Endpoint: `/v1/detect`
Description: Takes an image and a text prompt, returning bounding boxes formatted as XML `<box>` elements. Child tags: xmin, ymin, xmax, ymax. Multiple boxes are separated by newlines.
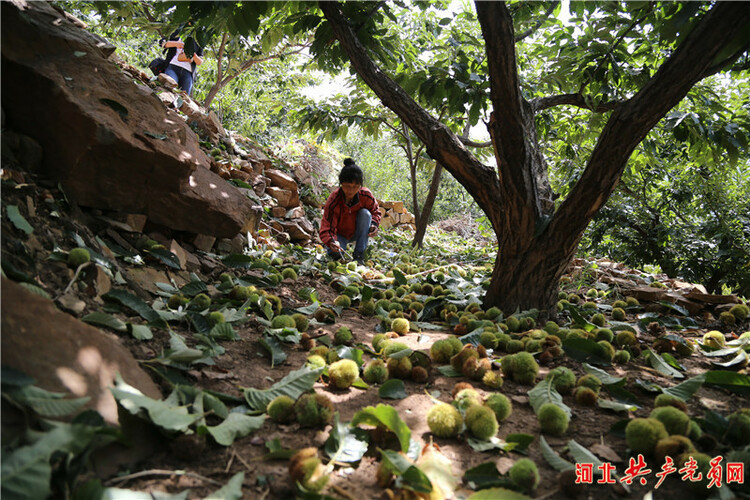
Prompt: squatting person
<box><xmin>319</xmin><ymin>158</ymin><xmax>380</xmax><ymax>265</ymax></box>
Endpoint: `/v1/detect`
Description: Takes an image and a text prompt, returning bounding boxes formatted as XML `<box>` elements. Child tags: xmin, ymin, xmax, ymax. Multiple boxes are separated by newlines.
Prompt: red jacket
<box><xmin>319</xmin><ymin>187</ymin><xmax>380</xmax><ymax>247</ymax></box>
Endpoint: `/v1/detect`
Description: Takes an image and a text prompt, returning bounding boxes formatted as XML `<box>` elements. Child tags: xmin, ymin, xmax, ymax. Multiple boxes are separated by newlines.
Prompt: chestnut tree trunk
<box><xmin>320</xmin><ymin>1</ymin><xmax>750</xmax><ymax>315</ymax></box>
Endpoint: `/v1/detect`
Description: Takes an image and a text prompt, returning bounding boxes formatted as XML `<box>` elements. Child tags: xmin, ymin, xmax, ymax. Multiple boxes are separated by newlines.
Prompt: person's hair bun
<box><xmin>343</xmin><ymin>158</ymin><xmax>356</xmax><ymax>166</ymax></box>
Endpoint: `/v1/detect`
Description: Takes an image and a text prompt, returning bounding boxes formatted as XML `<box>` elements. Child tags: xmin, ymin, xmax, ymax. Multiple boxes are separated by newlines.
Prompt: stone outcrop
<box><xmin>1</xmin><ymin>1</ymin><xmax>255</xmax><ymax>238</ymax></box>
<box><xmin>0</xmin><ymin>278</ymin><xmax>162</xmax><ymax>425</ymax></box>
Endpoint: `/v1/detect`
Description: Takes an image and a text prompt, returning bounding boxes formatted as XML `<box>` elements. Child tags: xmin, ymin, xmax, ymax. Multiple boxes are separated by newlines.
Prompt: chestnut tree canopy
<box><xmin>310</xmin><ymin>1</ymin><xmax>750</xmax><ymax>314</ymax></box>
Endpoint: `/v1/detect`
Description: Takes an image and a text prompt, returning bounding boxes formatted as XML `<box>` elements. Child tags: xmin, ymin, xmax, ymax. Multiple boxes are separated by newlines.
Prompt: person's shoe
<box><xmin>353</xmin><ymin>252</ymin><xmax>365</xmax><ymax>266</ymax></box>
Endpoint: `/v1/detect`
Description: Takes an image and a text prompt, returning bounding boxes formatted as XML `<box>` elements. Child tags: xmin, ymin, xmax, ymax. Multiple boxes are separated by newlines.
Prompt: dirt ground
<box><xmin>2</xmin><ymin>174</ymin><xmax>749</xmax><ymax>500</ymax></box>
<box><xmin>109</xmin><ymin>308</ymin><xmax>747</xmax><ymax>500</ymax></box>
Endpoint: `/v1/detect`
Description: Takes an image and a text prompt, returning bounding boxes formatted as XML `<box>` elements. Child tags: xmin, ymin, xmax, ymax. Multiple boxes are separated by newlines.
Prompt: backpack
<box><xmin>148</xmin><ymin>57</ymin><xmax>169</xmax><ymax>76</ymax></box>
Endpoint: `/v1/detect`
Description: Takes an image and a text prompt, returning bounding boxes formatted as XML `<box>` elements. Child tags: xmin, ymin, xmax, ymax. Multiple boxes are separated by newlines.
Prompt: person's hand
<box><xmin>330</xmin><ymin>241</ymin><xmax>343</xmax><ymax>253</ymax></box>
<box><xmin>368</xmin><ymin>226</ymin><xmax>379</xmax><ymax>238</ymax></box>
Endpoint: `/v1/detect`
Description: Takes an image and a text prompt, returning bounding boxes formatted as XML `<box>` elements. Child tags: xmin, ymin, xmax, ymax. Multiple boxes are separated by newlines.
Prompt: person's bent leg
<box><xmin>164</xmin><ymin>66</ymin><xmax>179</xmax><ymax>85</ymax></box>
<box><xmin>352</xmin><ymin>209</ymin><xmax>372</xmax><ymax>262</ymax></box>
<box><xmin>182</xmin><ymin>69</ymin><xmax>194</xmax><ymax>95</ymax></box>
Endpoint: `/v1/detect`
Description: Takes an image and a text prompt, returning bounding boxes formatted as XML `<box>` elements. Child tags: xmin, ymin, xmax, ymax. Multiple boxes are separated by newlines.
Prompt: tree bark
<box><xmin>320</xmin><ymin>0</ymin><xmax>750</xmax><ymax>315</ymax></box>
<box><xmin>412</xmin><ymin>162</ymin><xmax>443</xmax><ymax>248</ymax></box>
<box><xmin>402</xmin><ymin>122</ymin><xmax>421</xmax><ymax>223</ymax></box>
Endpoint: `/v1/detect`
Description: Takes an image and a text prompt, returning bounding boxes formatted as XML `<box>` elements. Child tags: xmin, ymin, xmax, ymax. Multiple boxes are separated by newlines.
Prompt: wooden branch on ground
<box><xmin>105</xmin><ymin>469</ymin><xmax>223</xmax><ymax>487</ymax></box>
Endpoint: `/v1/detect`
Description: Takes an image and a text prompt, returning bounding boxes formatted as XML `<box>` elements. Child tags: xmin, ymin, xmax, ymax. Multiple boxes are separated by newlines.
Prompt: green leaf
<box><xmin>392</xmin><ymin>268</ymin><xmax>407</xmax><ymax>285</ymax></box>
<box><xmin>467</xmin><ymin>488</ymin><xmax>532</xmax><ymax>499</ymax></box>
<box><xmin>243</xmin><ymin>366</ymin><xmax>323</xmax><ymax>411</ymax></box>
<box><xmin>1</xmin><ymin>366</ymin><xmax>35</xmax><ymax>387</ymax></box>
<box><xmin>657</xmin><ymin>301</ymin><xmax>688</xmax><ymax>316</ymax></box>
<box><xmin>324</xmin><ymin>414</ymin><xmax>369</xmax><ymax>463</ymax></box>
<box><xmin>562</xmin><ymin>337</ymin><xmax>611</xmax><ymax>365</ymax></box>
<box><xmin>539</xmin><ymin>435</ymin><xmax>574</xmax><ymax>472</ymax></box>
<box><xmin>418</xmin><ymin>297</ymin><xmax>445</xmax><ymax>321</ymax></box>
<box><xmin>263</xmin><ymin>438</ymin><xmax>296</xmax><ymax>460</ymax></box>
<box><xmin>82</xmin><ymin>312</ymin><xmax>127</xmax><ymax>332</ymax></box>
<box><xmin>6</xmin><ymin>205</ymin><xmax>33</xmax><ymax>234</ymax></box>
<box><xmin>204</xmin><ymin>472</ymin><xmax>244</xmax><ymax>500</ymax></box>
<box><xmin>379</xmin><ymin>379</ymin><xmax>407</xmax><ymax>399</ymax></box>
<box><xmin>210</xmin><ymin>322</ymin><xmax>240</xmax><ymax>341</ymax></box>
<box><xmin>298</xmin><ymin>287</ymin><xmax>320</xmax><ymax>303</ymax></box>
<box><xmin>567</xmin><ymin>439</ymin><xmax>605</xmax><ymax>471</ymax></box>
<box><xmin>466</xmin><ymin>436</ymin><xmax>518</xmax><ymax>452</ymax></box>
<box><xmin>111</xmin><ymin>379</ymin><xmax>200</xmax><ymax>432</ymax></box>
<box><xmin>128</xmin><ymin>323</ymin><xmax>153</xmax><ymax>340</ymax></box>
<box><xmin>563</xmin><ymin>303</ymin><xmax>597</xmax><ymax>331</ymax></box>
<box><xmin>335</xmin><ymin>346</ymin><xmax>364</xmax><ymax>366</ymax></box>
<box><xmin>662</xmin><ymin>374</ymin><xmax>705</xmax><ymax>400</ymax></box>
<box><xmin>99</xmin><ymin>98</ymin><xmax>128</xmax><ymax>119</ymax></box>
<box><xmin>352</xmin><ymin>378</ymin><xmax>369</xmax><ymax>390</ymax></box>
<box><xmin>202</xmin><ymin>413</ymin><xmax>265</xmax><ymax>446</ymax></box>
<box><xmin>712</xmin><ymin>350</ymin><xmax>750</xmax><ymax>369</ymax></box>
<box><xmin>155</xmin><ymin>282</ymin><xmax>180</xmax><ymax>294</ymax></box>
<box><xmin>146</xmin><ymin>247</ymin><xmax>182</xmax><ymax>269</ymax></box>
<box><xmin>644</xmin><ymin>348</ymin><xmax>684</xmax><ymax>378</ymax></box>
<box><xmin>505</xmin><ymin>433</ymin><xmax>535</xmax><ymax>454</ymax></box>
<box><xmin>180</xmin><ymin>280</ymin><xmax>208</xmax><ymax>297</ymax></box>
<box><xmin>259</xmin><ymin>333</ymin><xmax>287</xmax><ymax>367</ymax></box>
<box><xmin>608</xmin><ymin>321</ymin><xmax>637</xmax><ymax>333</ymax></box>
<box><xmin>412</xmin><ymin>321</ymin><xmax>443</xmax><ymax>330</ymax></box>
<box><xmin>459</xmin><ymin>327</ymin><xmax>485</xmax><ymax>347</ymax></box>
<box><xmin>463</xmin><ymin>462</ymin><xmax>513</xmax><ymax>490</ymax></box>
<box><xmin>188</xmin><ymin>391</ymin><xmax>225</xmax><ymax>422</ymax></box>
<box><xmin>352</xmin><ymin>404</ymin><xmax>411</xmax><ymax>453</ymax></box>
<box><xmin>436</xmin><ymin>365</ymin><xmax>462</xmax><ymax>377</ymax></box>
<box><xmin>661</xmin><ymin>352</ymin><xmax>685</xmax><ymax>371</ymax></box>
<box><xmin>5</xmin><ymin>385</ymin><xmax>90</xmax><ymax>417</ymax></box>
<box><xmin>294</xmin><ymin>303</ymin><xmax>320</xmax><ymax>315</ymax></box>
<box><xmin>380</xmin><ymin>449</ymin><xmax>432</xmax><ymax>494</ymax></box>
<box><xmin>703</xmin><ymin>371</ymin><xmax>750</xmax><ymax>394</ymax></box>
<box><xmin>528</xmin><ymin>378</ymin><xmax>572</xmax><ymax>417</ymax></box>
<box><xmin>16</xmin><ymin>282</ymin><xmax>47</xmax><ymax>299</ymax></box>
<box><xmin>2</xmin><ymin>260</ymin><xmax>39</xmax><ymax>285</ymax></box>
<box><xmin>143</xmin><ymin>131</ymin><xmax>167</xmax><ymax>140</ymax></box>
<box><xmin>103</xmin><ymin>289</ymin><xmax>164</xmax><ymax>326</ymax></box>
<box><xmin>597</xmin><ymin>398</ymin><xmax>638</xmax><ymax>412</ymax></box>
<box><xmin>634</xmin><ymin>378</ymin><xmax>664</xmax><ymax>393</ymax></box>
<box><xmin>1</xmin><ymin>423</ymin><xmax>97</xmax><ymax>500</ymax></box>
<box><xmin>166</xmin><ymin>348</ymin><xmax>206</xmax><ymax>364</ymax></box>
<box><xmin>582</xmin><ymin>363</ymin><xmax>624</xmax><ymax>385</ymax></box>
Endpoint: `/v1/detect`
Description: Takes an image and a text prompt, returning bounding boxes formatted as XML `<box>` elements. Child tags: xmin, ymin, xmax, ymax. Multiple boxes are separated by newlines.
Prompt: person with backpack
<box><xmin>160</xmin><ymin>30</ymin><xmax>203</xmax><ymax>96</ymax></box>
<box><xmin>319</xmin><ymin>158</ymin><xmax>381</xmax><ymax>265</ymax></box>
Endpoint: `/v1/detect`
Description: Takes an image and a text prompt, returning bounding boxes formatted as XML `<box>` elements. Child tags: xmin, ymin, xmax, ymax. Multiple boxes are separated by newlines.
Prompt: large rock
<box><xmin>0</xmin><ymin>278</ymin><xmax>162</xmax><ymax>425</ymax></box>
<box><xmin>267</xmin><ymin>186</ymin><xmax>300</xmax><ymax>208</ymax></box>
<box><xmin>265</xmin><ymin>168</ymin><xmax>299</xmax><ymax>192</ymax></box>
<box><xmin>1</xmin><ymin>1</ymin><xmax>254</xmax><ymax>238</ymax></box>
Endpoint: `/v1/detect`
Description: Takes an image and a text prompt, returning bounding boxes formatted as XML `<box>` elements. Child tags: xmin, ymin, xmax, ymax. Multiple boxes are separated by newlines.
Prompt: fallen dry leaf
<box><xmin>590</xmin><ymin>443</ymin><xmax>622</xmax><ymax>463</ymax></box>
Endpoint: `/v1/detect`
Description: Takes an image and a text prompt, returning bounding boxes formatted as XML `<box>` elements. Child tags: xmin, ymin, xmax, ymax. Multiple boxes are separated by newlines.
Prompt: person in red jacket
<box><xmin>320</xmin><ymin>158</ymin><xmax>380</xmax><ymax>265</ymax></box>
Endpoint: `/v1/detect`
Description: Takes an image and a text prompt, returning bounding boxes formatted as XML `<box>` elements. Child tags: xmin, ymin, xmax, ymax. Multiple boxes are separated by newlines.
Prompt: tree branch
<box><xmin>514</xmin><ymin>2</ymin><xmax>559</xmax><ymax>42</ymax></box>
<box><xmin>530</xmin><ymin>93</ymin><xmax>622</xmax><ymax>113</ymax></box>
<box><xmin>550</xmin><ymin>2</ymin><xmax>750</xmax><ymax>253</ymax></box>
<box><xmin>353</xmin><ymin>1</ymin><xmax>387</xmax><ymax>33</ymax></box>
<box><xmin>459</xmin><ymin>137</ymin><xmax>492</xmax><ymax>148</ymax></box>
<box><xmin>702</xmin><ymin>44</ymin><xmax>750</xmax><ymax>78</ymax></box>
<box><xmin>476</xmin><ymin>1</ymin><xmax>554</xmax><ymax>236</ymax></box>
<box><xmin>577</xmin><ymin>8</ymin><xmax>652</xmax><ymax>95</ymax></box>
